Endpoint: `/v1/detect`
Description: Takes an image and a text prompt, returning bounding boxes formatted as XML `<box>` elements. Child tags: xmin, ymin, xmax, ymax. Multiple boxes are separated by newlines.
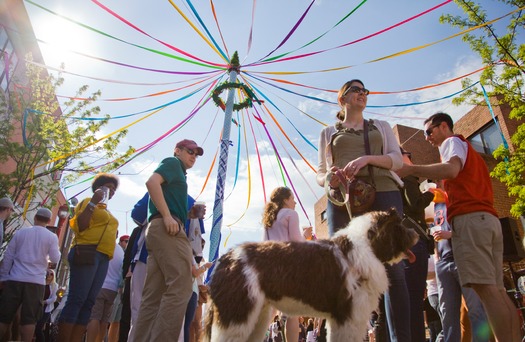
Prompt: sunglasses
<box><xmin>181</xmin><ymin>147</ymin><xmax>197</xmax><ymax>156</ymax></box>
<box><xmin>424</xmin><ymin>123</ymin><xmax>440</xmax><ymax>137</ymax></box>
<box><xmin>122</xmin><ymin>240</ymin><xmax>129</xmax><ymax>243</ymax></box>
<box><xmin>344</xmin><ymin>85</ymin><xmax>370</xmax><ymax>96</ymax></box>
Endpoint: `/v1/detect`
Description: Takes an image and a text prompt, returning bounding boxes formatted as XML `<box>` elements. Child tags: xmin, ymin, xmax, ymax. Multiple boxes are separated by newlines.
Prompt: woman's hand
<box><xmin>343</xmin><ymin>156</ymin><xmax>368</xmax><ymax>179</ymax></box>
<box><xmin>328</xmin><ymin>166</ymin><xmax>342</xmax><ymax>188</ymax></box>
<box><xmin>91</xmin><ymin>186</ymin><xmax>107</xmax><ymax>205</ymax></box>
<box><xmin>433</xmin><ymin>230</ymin><xmax>452</xmax><ymax>241</ymax></box>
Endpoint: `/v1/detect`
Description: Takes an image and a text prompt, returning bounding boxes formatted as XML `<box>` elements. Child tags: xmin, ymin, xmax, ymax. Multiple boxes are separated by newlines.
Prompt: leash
<box><xmin>325</xmin><ymin>169</ymin><xmax>353</xmax><ymax>219</ymax></box>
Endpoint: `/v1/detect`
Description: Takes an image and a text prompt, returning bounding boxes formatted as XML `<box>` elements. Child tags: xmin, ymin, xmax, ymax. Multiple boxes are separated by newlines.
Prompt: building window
<box><xmin>321</xmin><ymin>210</ymin><xmax>327</xmax><ymax>222</ymax></box>
<box><xmin>0</xmin><ymin>26</ymin><xmax>19</xmax><ymax>93</ymax></box>
<box><xmin>468</xmin><ymin>121</ymin><xmax>503</xmax><ymax>155</ymax></box>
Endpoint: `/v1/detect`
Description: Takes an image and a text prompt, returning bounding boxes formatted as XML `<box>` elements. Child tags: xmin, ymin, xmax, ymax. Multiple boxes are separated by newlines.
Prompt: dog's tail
<box><xmin>202</xmin><ymin>301</ymin><xmax>215</xmax><ymax>342</ymax></box>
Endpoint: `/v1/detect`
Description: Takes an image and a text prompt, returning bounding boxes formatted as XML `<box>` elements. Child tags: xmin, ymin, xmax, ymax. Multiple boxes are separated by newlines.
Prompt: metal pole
<box><xmin>208</xmin><ymin>69</ymin><xmax>238</xmax><ymax>265</ymax></box>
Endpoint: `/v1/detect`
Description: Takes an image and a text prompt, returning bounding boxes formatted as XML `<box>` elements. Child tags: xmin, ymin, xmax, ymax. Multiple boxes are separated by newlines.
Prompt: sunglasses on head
<box><xmin>344</xmin><ymin>85</ymin><xmax>370</xmax><ymax>96</ymax></box>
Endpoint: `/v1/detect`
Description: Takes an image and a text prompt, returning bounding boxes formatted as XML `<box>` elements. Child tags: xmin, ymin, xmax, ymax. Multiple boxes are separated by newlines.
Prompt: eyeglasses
<box><xmin>344</xmin><ymin>86</ymin><xmax>370</xmax><ymax>96</ymax></box>
<box><xmin>182</xmin><ymin>147</ymin><xmax>197</xmax><ymax>156</ymax></box>
<box><xmin>424</xmin><ymin>123</ymin><xmax>440</xmax><ymax>137</ymax></box>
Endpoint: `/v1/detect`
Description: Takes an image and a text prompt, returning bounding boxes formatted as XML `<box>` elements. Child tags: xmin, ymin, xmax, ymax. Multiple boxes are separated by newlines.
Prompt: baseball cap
<box><xmin>0</xmin><ymin>197</ymin><xmax>14</xmax><ymax>209</ymax></box>
<box><xmin>176</xmin><ymin>139</ymin><xmax>204</xmax><ymax>156</ymax></box>
<box><xmin>119</xmin><ymin>235</ymin><xmax>130</xmax><ymax>242</ymax></box>
<box><xmin>35</xmin><ymin>208</ymin><xmax>52</xmax><ymax>220</ymax></box>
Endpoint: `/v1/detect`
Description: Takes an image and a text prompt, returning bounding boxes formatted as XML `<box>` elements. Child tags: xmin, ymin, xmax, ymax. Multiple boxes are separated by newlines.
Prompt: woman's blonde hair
<box><xmin>336</xmin><ymin>79</ymin><xmax>365</xmax><ymax>121</ymax></box>
<box><xmin>46</xmin><ymin>269</ymin><xmax>57</xmax><ymax>286</ymax></box>
<box><xmin>262</xmin><ymin>187</ymin><xmax>292</xmax><ymax>229</ymax></box>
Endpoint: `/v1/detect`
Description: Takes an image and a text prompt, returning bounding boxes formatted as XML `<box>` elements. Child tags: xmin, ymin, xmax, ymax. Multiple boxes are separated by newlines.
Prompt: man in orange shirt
<box><xmin>399</xmin><ymin>112</ymin><xmax>520</xmax><ymax>341</ymax></box>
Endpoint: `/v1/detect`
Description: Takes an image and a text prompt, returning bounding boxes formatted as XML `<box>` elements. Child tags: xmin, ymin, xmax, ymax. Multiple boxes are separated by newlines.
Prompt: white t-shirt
<box><xmin>439</xmin><ymin>136</ymin><xmax>468</xmax><ymax>169</ymax></box>
<box><xmin>102</xmin><ymin>243</ymin><xmax>124</xmax><ymax>292</ymax></box>
<box><xmin>426</xmin><ymin>255</ymin><xmax>439</xmax><ymax>296</ymax></box>
<box><xmin>0</xmin><ymin>225</ymin><xmax>60</xmax><ymax>285</ymax></box>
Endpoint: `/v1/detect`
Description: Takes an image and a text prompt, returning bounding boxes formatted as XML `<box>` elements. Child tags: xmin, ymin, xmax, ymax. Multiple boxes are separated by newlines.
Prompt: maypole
<box><xmin>208</xmin><ymin>52</ymin><xmax>240</xmax><ymax>266</ymax></box>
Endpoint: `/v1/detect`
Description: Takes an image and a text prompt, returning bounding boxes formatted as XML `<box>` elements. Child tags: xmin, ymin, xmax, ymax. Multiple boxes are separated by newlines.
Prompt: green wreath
<box><xmin>212</xmin><ymin>82</ymin><xmax>259</xmax><ymax>111</ymax></box>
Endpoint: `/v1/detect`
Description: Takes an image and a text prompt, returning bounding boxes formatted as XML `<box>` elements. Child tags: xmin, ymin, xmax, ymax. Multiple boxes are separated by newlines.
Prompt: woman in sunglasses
<box><xmin>316</xmin><ymin>79</ymin><xmax>408</xmax><ymax>341</ymax></box>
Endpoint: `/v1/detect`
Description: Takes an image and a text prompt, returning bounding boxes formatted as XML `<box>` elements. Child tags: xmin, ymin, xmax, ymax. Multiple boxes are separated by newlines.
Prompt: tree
<box><xmin>0</xmin><ymin>55</ymin><xmax>135</xmax><ymax>238</ymax></box>
<box><xmin>441</xmin><ymin>0</ymin><xmax>525</xmax><ymax>217</ymax></box>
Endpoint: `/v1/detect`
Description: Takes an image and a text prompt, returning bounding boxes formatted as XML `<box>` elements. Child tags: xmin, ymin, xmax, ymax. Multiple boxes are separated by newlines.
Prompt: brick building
<box><xmin>0</xmin><ymin>0</ymin><xmax>71</xmax><ymax>284</ymax></box>
<box><xmin>314</xmin><ymin>98</ymin><xmax>524</xmax><ymax>252</ymax></box>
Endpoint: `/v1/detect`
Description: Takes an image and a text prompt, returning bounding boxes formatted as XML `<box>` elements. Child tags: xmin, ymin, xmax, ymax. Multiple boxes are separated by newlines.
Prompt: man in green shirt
<box><xmin>134</xmin><ymin>139</ymin><xmax>203</xmax><ymax>341</ymax></box>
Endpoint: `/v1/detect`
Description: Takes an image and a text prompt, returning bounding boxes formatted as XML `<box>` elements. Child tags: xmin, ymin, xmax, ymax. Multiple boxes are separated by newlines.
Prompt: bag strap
<box><xmin>325</xmin><ymin>170</ymin><xmax>353</xmax><ymax>219</ymax></box>
<box><xmin>75</xmin><ymin>205</ymin><xmax>110</xmax><ymax>247</ymax></box>
<box><xmin>325</xmin><ymin>119</ymin><xmax>375</xmax><ymax>220</ymax></box>
<box><xmin>363</xmin><ymin>120</ymin><xmax>375</xmax><ymax>187</ymax></box>
<box><xmin>402</xmin><ymin>215</ymin><xmax>430</xmax><ymax>240</ymax></box>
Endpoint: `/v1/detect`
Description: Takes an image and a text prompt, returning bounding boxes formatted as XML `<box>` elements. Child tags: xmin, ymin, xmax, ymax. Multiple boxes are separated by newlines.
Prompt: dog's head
<box><xmin>366</xmin><ymin>208</ymin><xmax>419</xmax><ymax>264</ymax></box>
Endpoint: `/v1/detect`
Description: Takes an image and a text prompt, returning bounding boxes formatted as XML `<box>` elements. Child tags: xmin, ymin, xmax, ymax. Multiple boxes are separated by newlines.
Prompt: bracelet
<box><xmin>87</xmin><ymin>202</ymin><xmax>96</xmax><ymax>211</ymax></box>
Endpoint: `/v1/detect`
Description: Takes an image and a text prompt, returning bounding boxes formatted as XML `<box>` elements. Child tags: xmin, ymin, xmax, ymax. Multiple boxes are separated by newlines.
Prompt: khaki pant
<box><xmin>133</xmin><ymin>218</ymin><xmax>193</xmax><ymax>341</ymax></box>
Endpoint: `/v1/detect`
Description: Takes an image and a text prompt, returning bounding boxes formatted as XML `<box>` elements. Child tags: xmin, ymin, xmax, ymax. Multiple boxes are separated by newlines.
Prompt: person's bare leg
<box><xmin>19</xmin><ymin>324</ymin><xmax>36</xmax><ymax>342</ymax></box>
<box><xmin>460</xmin><ymin>296</ymin><xmax>471</xmax><ymax>342</ymax></box>
<box><xmin>107</xmin><ymin>321</ymin><xmax>119</xmax><ymax>342</ymax></box>
<box><xmin>86</xmin><ymin>320</ymin><xmax>100</xmax><ymax>342</ymax></box>
<box><xmin>57</xmin><ymin>322</ymin><xmax>74</xmax><ymax>342</ymax></box>
<box><xmin>97</xmin><ymin>322</ymin><xmax>109</xmax><ymax>342</ymax></box>
<box><xmin>70</xmin><ymin>324</ymin><xmax>88</xmax><ymax>342</ymax></box>
<box><xmin>471</xmin><ymin>284</ymin><xmax>521</xmax><ymax>342</ymax></box>
<box><xmin>286</xmin><ymin>316</ymin><xmax>299</xmax><ymax>342</ymax></box>
<box><xmin>189</xmin><ymin>304</ymin><xmax>202</xmax><ymax>342</ymax></box>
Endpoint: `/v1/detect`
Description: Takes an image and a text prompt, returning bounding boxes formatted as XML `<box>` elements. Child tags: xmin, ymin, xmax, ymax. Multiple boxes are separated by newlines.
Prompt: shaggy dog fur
<box><xmin>203</xmin><ymin>209</ymin><xmax>418</xmax><ymax>342</ymax></box>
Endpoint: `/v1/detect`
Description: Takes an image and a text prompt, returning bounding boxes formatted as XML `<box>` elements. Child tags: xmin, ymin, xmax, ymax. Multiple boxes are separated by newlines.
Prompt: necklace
<box><xmin>337</xmin><ymin>120</ymin><xmax>362</xmax><ymax>130</ymax></box>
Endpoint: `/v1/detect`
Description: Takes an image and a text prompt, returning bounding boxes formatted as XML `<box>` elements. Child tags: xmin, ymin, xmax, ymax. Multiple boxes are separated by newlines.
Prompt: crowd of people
<box><xmin>314</xmin><ymin>79</ymin><xmax>519</xmax><ymax>341</ymax></box>
<box><xmin>0</xmin><ymin>78</ymin><xmax>521</xmax><ymax>342</ymax></box>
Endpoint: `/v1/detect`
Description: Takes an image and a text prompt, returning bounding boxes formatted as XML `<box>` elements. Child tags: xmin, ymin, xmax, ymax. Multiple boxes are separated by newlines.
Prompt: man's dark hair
<box><xmin>35</xmin><ymin>215</ymin><xmax>51</xmax><ymax>223</ymax></box>
<box><xmin>91</xmin><ymin>173</ymin><xmax>119</xmax><ymax>192</ymax></box>
<box><xmin>424</xmin><ymin>112</ymin><xmax>454</xmax><ymax>132</ymax></box>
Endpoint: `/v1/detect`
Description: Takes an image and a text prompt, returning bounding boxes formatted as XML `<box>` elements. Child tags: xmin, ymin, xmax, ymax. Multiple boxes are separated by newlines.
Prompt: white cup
<box><xmin>424</xmin><ymin>182</ymin><xmax>437</xmax><ymax>192</ymax></box>
<box><xmin>97</xmin><ymin>186</ymin><xmax>109</xmax><ymax>208</ymax></box>
<box><xmin>193</xmin><ymin>201</ymin><xmax>206</xmax><ymax>219</ymax></box>
<box><xmin>430</xmin><ymin>225</ymin><xmax>442</xmax><ymax>241</ymax></box>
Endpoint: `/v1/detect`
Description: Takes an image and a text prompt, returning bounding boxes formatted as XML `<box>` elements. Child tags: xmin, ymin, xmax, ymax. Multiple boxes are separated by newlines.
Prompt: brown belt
<box><xmin>149</xmin><ymin>213</ymin><xmax>183</xmax><ymax>227</ymax></box>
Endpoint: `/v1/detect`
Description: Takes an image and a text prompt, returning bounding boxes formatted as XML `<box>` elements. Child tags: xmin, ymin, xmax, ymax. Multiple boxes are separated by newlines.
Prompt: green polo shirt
<box><xmin>148</xmin><ymin>156</ymin><xmax>188</xmax><ymax>223</ymax></box>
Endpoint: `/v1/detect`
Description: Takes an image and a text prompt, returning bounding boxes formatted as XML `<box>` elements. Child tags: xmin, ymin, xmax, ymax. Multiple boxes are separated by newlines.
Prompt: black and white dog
<box><xmin>204</xmin><ymin>209</ymin><xmax>418</xmax><ymax>342</ymax></box>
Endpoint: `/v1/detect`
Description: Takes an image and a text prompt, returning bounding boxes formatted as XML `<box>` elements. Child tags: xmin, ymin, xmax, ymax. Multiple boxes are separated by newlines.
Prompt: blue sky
<box><xmin>23</xmin><ymin>0</ymin><xmax>509</xmax><ymax>256</ymax></box>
